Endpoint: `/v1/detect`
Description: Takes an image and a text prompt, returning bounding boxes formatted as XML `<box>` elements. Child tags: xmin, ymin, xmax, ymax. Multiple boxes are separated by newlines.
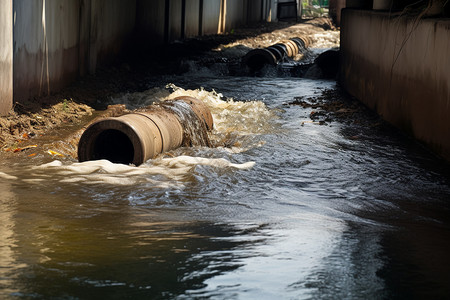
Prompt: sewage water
<box><xmin>1</xmin><ymin>72</ymin><xmax>450</xmax><ymax>299</ymax></box>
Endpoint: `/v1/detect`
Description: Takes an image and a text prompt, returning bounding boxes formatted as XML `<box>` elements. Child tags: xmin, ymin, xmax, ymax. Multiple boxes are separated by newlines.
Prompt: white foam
<box><xmin>25</xmin><ymin>155</ymin><xmax>254</xmax><ymax>187</ymax></box>
<box><xmin>0</xmin><ymin>172</ymin><xmax>18</xmax><ymax>180</ymax></box>
<box><xmin>157</xmin><ymin>156</ymin><xmax>255</xmax><ymax>170</ymax></box>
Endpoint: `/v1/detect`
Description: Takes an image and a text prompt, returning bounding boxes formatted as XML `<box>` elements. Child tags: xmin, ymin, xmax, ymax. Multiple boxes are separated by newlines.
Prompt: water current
<box><xmin>1</xmin><ymin>52</ymin><xmax>450</xmax><ymax>299</ymax></box>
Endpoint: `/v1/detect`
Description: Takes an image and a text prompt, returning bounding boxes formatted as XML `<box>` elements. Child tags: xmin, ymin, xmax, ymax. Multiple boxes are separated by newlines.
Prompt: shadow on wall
<box><xmin>12</xmin><ymin>0</ymin><xmax>136</xmax><ymax>104</ymax></box>
<box><xmin>9</xmin><ymin>0</ymin><xmax>307</xmax><ymax>111</ymax></box>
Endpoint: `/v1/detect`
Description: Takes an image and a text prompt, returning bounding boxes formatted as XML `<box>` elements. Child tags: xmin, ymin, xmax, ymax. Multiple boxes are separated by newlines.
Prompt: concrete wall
<box><xmin>13</xmin><ymin>0</ymin><xmax>80</xmax><ymax>102</ymax></box>
<box><xmin>248</xmin><ymin>0</ymin><xmax>263</xmax><ymax>23</ymax></box>
<box><xmin>136</xmin><ymin>0</ymin><xmax>269</xmax><ymax>42</ymax></box>
<box><xmin>224</xmin><ymin>0</ymin><xmax>248</xmax><ymax>31</ymax></box>
<box><xmin>0</xmin><ymin>0</ymin><xmax>13</xmax><ymax>115</ymax></box>
<box><xmin>13</xmin><ymin>0</ymin><xmax>136</xmax><ymax>102</ymax></box>
<box><xmin>135</xmin><ymin>0</ymin><xmax>166</xmax><ymax>44</ymax></box>
<box><xmin>1</xmin><ymin>0</ymin><xmax>269</xmax><ymax>115</ymax></box>
<box><xmin>89</xmin><ymin>0</ymin><xmax>136</xmax><ymax>70</ymax></box>
<box><xmin>135</xmin><ymin>0</ymin><xmax>221</xmax><ymax>43</ymax></box>
<box><xmin>340</xmin><ymin>9</ymin><xmax>450</xmax><ymax>161</ymax></box>
<box><xmin>185</xmin><ymin>0</ymin><xmax>200</xmax><ymax>38</ymax></box>
<box><xmin>202</xmin><ymin>0</ymin><xmax>222</xmax><ymax>35</ymax></box>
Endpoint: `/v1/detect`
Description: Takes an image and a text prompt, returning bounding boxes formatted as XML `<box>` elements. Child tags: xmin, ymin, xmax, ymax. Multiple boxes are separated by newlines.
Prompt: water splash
<box><xmin>163</xmin><ymin>84</ymin><xmax>277</xmax><ymax>149</ymax></box>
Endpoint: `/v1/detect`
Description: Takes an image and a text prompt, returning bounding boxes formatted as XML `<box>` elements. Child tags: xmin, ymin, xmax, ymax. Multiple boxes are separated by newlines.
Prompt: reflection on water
<box><xmin>1</xmin><ymin>78</ymin><xmax>450</xmax><ymax>299</ymax></box>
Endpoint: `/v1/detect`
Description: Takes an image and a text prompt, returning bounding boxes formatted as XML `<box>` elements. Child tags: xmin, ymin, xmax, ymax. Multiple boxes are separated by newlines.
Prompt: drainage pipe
<box><xmin>77</xmin><ymin>96</ymin><xmax>213</xmax><ymax>166</ymax></box>
<box><xmin>242</xmin><ymin>37</ymin><xmax>310</xmax><ymax>70</ymax></box>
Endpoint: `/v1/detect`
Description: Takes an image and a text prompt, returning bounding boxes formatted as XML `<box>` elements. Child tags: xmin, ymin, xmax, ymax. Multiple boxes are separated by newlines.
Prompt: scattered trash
<box><xmin>287</xmin><ymin>88</ymin><xmax>384</xmax><ymax>129</ymax></box>
<box><xmin>14</xmin><ymin>145</ymin><xmax>38</xmax><ymax>153</ymax></box>
<box><xmin>47</xmin><ymin>150</ymin><xmax>64</xmax><ymax>157</ymax></box>
<box><xmin>4</xmin><ymin>144</ymin><xmax>37</xmax><ymax>153</ymax></box>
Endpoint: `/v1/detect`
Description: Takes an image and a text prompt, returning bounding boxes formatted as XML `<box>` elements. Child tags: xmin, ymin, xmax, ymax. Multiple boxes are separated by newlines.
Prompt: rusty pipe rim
<box><xmin>266</xmin><ymin>46</ymin><xmax>284</xmax><ymax>61</ymax></box>
<box><xmin>287</xmin><ymin>40</ymin><xmax>299</xmax><ymax>55</ymax></box>
<box><xmin>298</xmin><ymin>36</ymin><xmax>311</xmax><ymax>48</ymax></box>
<box><xmin>281</xmin><ymin>40</ymin><xmax>298</xmax><ymax>57</ymax></box>
<box><xmin>172</xmin><ymin>96</ymin><xmax>214</xmax><ymax>130</ymax></box>
<box><xmin>290</xmin><ymin>37</ymin><xmax>306</xmax><ymax>50</ymax></box>
<box><xmin>271</xmin><ymin>44</ymin><xmax>288</xmax><ymax>58</ymax></box>
<box><xmin>284</xmin><ymin>41</ymin><xmax>295</xmax><ymax>57</ymax></box>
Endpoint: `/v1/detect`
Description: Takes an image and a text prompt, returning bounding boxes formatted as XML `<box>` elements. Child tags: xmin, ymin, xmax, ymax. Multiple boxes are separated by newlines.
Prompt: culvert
<box><xmin>242</xmin><ymin>37</ymin><xmax>311</xmax><ymax>71</ymax></box>
<box><xmin>77</xmin><ymin>96</ymin><xmax>213</xmax><ymax>166</ymax></box>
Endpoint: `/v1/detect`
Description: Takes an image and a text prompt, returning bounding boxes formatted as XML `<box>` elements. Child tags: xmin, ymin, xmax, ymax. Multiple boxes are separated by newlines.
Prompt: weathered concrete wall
<box><xmin>185</xmin><ymin>0</ymin><xmax>200</xmax><ymax>38</ymax></box>
<box><xmin>0</xmin><ymin>0</ymin><xmax>13</xmax><ymax>115</ymax></box>
<box><xmin>135</xmin><ymin>0</ymin><xmax>166</xmax><ymax>44</ymax></box>
<box><xmin>202</xmin><ymin>0</ymin><xmax>222</xmax><ymax>35</ymax></box>
<box><xmin>13</xmin><ymin>0</ymin><xmax>136</xmax><ymax>102</ymax></box>
<box><xmin>13</xmin><ymin>0</ymin><xmax>80</xmax><ymax>102</ymax></box>
<box><xmin>224</xmin><ymin>0</ymin><xmax>247</xmax><ymax>31</ymax></box>
<box><xmin>168</xmin><ymin>0</ymin><xmax>182</xmax><ymax>41</ymax></box>
<box><xmin>136</xmin><ymin>0</ymin><xmax>267</xmax><ymax>42</ymax></box>
<box><xmin>247</xmin><ymin>0</ymin><xmax>263</xmax><ymax>23</ymax></box>
<box><xmin>89</xmin><ymin>0</ymin><xmax>136</xmax><ymax>70</ymax></box>
<box><xmin>8</xmin><ymin>0</ymin><xmax>268</xmax><ymax>107</ymax></box>
<box><xmin>136</xmin><ymin>0</ymin><xmax>219</xmax><ymax>43</ymax></box>
<box><xmin>340</xmin><ymin>9</ymin><xmax>450</xmax><ymax>161</ymax></box>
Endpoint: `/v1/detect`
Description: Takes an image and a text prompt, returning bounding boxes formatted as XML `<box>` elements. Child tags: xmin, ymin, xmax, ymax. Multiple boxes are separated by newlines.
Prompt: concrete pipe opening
<box><xmin>242</xmin><ymin>48</ymin><xmax>277</xmax><ymax>71</ymax></box>
<box><xmin>93</xmin><ymin>129</ymin><xmax>135</xmax><ymax>165</ymax></box>
<box><xmin>78</xmin><ymin>115</ymin><xmax>162</xmax><ymax>166</ymax></box>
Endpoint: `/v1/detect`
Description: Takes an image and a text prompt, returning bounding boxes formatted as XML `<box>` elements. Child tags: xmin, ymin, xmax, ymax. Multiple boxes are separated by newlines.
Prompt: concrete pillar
<box><xmin>185</xmin><ymin>0</ymin><xmax>200</xmax><ymax>38</ymax></box>
<box><xmin>78</xmin><ymin>0</ymin><xmax>91</xmax><ymax>76</ymax></box>
<box><xmin>202</xmin><ymin>0</ymin><xmax>221</xmax><ymax>35</ymax></box>
<box><xmin>88</xmin><ymin>0</ymin><xmax>136</xmax><ymax>72</ymax></box>
<box><xmin>0</xmin><ymin>0</ymin><xmax>13</xmax><ymax>115</ymax></box>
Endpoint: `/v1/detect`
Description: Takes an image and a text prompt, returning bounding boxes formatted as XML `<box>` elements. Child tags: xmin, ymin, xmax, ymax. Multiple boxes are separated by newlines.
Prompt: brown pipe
<box><xmin>171</xmin><ymin>96</ymin><xmax>213</xmax><ymax>130</ymax></box>
<box><xmin>242</xmin><ymin>37</ymin><xmax>309</xmax><ymax>71</ymax></box>
<box><xmin>77</xmin><ymin>97</ymin><xmax>213</xmax><ymax>166</ymax></box>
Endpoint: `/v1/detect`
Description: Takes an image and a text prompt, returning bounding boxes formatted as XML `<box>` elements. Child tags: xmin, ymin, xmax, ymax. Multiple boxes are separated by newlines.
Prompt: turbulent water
<box><xmin>1</xmin><ymin>63</ymin><xmax>450</xmax><ymax>298</ymax></box>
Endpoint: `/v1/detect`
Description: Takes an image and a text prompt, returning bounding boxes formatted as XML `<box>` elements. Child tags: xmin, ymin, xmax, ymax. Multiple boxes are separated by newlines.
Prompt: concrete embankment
<box><xmin>340</xmin><ymin>9</ymin><xmax>450</xmax><ymax>161</ymax></box>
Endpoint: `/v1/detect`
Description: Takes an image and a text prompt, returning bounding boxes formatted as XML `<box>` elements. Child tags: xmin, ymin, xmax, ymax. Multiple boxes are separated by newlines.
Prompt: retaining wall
<box><xmin>340</xmin><ymin>9</ymin><xmax>450</xmax><ymax>161</ymax></box>
<box><xmin>1</xmin><ymin>0</ymin><xmax>272</xmax><ymax>115</ymax></box>
<box><xmin>13</xmin><ymin>0</ymin><xmax>81</xmax><ymax>102</ymax></box>
<box><xmin>13</xmin><ymin>0</ymin><xmax>136</xmax><ymax>102</ymax></box>
<box><xmin>135</xmin><ymin>0</ymin><xmax>254</xmax><ymax>43</ymax></box>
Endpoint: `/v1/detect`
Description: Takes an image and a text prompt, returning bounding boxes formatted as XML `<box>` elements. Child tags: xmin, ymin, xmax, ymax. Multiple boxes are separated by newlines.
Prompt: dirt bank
<box><xmin>0</xmin><ymin>18</ymin><xmax>339</xmax><ymax>159</ymax></box>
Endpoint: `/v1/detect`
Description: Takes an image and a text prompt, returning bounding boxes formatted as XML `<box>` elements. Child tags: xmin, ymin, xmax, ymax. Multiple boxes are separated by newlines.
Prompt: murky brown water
<box><xmin>1</xmin><ymin>70</ymin><xmax>450</xmax><ymax>299</ymax></box>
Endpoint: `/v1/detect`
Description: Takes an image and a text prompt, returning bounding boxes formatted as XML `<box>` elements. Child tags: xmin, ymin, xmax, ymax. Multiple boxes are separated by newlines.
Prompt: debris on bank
<box><xmin>0</xmin><ymin>100</ymin><xmax>94</xmax><ymax>151</ymax></box>
<box><xmin>285</xmin><ymin>88</ymin><xmax>383</xmax><ymax>128</ymax></box>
